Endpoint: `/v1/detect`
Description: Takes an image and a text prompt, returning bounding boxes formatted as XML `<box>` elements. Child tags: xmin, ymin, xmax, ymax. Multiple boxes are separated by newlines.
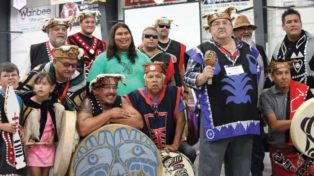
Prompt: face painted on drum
<box><xmin>301</xmin><ymin>117</ymin><xmax>314</xmax><ymax>157</ymax></box>
<box><xmin>73</xmin><ymin>126</ymin><xmax>161</xmax><ymax>176</ymax></box>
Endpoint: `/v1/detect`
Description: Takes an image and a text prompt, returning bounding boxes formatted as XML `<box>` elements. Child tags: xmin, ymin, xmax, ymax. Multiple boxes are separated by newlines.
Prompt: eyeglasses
<box><xmin>144</xmin><ymin>34</ymin><xmax>158</xmax><ymax>39</ymax></box>
<box><xmin>158</xmin><ymin>25</ymin><xmax>170</xmax><ymax>29</ymax></box>
<box><xmin>57</xmin><ymin>59</ymin><xmax>77</xmax><ymax>69</ymax></box>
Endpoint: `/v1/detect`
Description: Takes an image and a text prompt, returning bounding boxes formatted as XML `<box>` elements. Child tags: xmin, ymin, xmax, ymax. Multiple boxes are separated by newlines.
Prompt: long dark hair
<box><xmin>107</xmin><ymin>23</ymin><xmax>137</xmax><ymax>64</ymax></box>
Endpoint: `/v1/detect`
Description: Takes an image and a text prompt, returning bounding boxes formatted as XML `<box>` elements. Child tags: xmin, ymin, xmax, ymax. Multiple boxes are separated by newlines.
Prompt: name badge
<box><xmin>224</xmin><ymin>65</ymin><xmax>244</xmax><ymax>76</ymax></box>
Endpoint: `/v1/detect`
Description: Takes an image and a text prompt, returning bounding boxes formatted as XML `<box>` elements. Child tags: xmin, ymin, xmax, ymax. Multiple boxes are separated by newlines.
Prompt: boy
<box><xmin>0</xmin><ymin>62</ymin><xmax>26</xmax><ymax>175</ymax></box>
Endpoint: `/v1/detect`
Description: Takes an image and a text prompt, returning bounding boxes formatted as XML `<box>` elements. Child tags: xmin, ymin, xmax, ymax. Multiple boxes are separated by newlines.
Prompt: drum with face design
<box><xmin>160</xmin><ymin>151</ymin><xmax>195</xmax><ymax>176</ymax></box>
<box><xmin>69</xmin><ymin>124</ymin><xmax>163</xmax><ymax>176</ymax></box>
<box><xmin>291</xmin><ymin>98</ymin><xmax>314</xmax><ymax>158</ymax></box>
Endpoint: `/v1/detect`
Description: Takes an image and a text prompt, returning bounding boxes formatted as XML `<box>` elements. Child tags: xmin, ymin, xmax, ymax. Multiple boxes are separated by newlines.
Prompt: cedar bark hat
<box><xmin>233</xmin><ymin>15</ymin><xmax>257</xmax><ymax>30</ymax></box>
<box><xmin>202</xmin><ymin>6</ymin><xmax>235</xmax><ymax>26</ymax></box>
<box><xmin>89</xmin><ymin>74</ymin><xmax>125</xmax><ymax>91</ymax></box>
<box><xmin>42</xmin><ymin>17</ymin><xmax>73</xmax><ymax>32</ymax></box>
<box><xmin>52</xmin><ymin>45</ymin><xmax>84</xmax><ymax>60</ymax></box>
<box><xmin>144</xmin><ymin>62</ymin><xmax>166</xmax><ymax>74</ymax></box>
<box><xmin>269</xmin><ymin>60</ymin><xmax>295</xmax><ymax>73</ymax></box>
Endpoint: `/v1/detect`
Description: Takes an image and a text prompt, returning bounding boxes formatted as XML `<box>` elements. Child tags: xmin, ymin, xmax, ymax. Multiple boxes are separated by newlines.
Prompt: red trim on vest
<box><xmin>178</xmin><ymin>44</ymin><xmax>186</xmax><ymax>72</ymax></box>
<box><xmin>3</xmin><ymin>132</ymin><xmax>15</xmax><ymax>166</ymax></box>
<box><xmin>165</xmin><ymin>59</ymin><xmax>175</xmax><ymax>85</ymax></box>
<box><xmin>289</xmin><ymin>80</ymin><xmax>309</xmax><ymax>145</ymax></box>
<box><xmin>173</xmin><ymin>87</ymin><xmax>182</xmax><ymax>120</ymax></box>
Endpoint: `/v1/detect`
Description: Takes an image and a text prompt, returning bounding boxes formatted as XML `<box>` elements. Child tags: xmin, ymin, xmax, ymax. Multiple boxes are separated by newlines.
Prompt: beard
<box><xmin>52</xmin><ymin>37</ymin><xmax>66</xmax><ymax>47</ymax></box>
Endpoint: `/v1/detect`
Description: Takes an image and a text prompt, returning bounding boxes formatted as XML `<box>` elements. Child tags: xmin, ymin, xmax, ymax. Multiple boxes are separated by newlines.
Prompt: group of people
<box><xmin>1</xmin><ymin>5</ymin><xmax>314</xmax><ymax>176</ymax></box>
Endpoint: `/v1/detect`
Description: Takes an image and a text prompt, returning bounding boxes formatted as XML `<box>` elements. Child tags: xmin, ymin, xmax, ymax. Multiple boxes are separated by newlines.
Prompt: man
<box><xmin>0</xmin><ymin>63</ymin><xmax>26</xmax><ymax>175</ymax></box>
<box><xmin>139</xmin><ymin>26</ymin><xmax>175</xmax><ymax>85</ymax></box>
<box><xmin>67</xmin><ymin>10</ymin><xmax>106</xmax><ymax>76</ymax></box>
<box><xmin>87</xmin><ymin>23</ymin><xmax>150</xmax><ymax>96</ymax></box>
<box><xmin>272</xmin><ymin>8</ymin><xmax>314</xmax><ymax>92</ymax></box>
<box><xmin>29</xmin><ymin>18</ymin><xmax>72</xmax><ymax>70</ymax></box>
<box><xmin>155</xmin><ymin>17</ymin><xmax>189</xmax><ymax>95</ymax></box>
<box><xmin>233</xmin><ymin>14</ymin><xmax>268</xmax><ymax>176</ymax></box>
<box><xmin>77</xmin><ymin>74</ymin><xmax>143</xmax><ymax>137</ymax></box>
<box><xmin>260</xmin><ymin>60</ymin><xmax>313</xmax><ymax>176</ymax></box>
<box><xmin>18</xmin><ymin>45</ymin><xmax>86</xmax><ymax>111</ymax></box>
<box><xmin>125</xmin><ymin>62</ymin><xmax>196</xmax><ymax>163</ymax></box>
<box><xmin>185</xmin><ymin>7</ymin><xmax>261</xmax><ymax>176</ymax></box>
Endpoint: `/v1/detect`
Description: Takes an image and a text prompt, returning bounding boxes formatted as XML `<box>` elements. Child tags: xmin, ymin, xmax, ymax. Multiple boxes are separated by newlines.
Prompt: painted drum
<box><xmin>69</xmin><ymin>124</ymin><xmax>163</xmax><ymax>176</ymax></box>
<box><xmin>291</xmin><ymin>98</ymin><xmax>314</xmax><ymax>158</ymax></box>
<box><xmin>160</xmin><ymin>151</ymin><xmax>195</xmax><ymax>176</ymax></box>
<box><xmin>51</xmin><ymin>110</ymin><xmax>77</xmax><ymax>176</ymax></box>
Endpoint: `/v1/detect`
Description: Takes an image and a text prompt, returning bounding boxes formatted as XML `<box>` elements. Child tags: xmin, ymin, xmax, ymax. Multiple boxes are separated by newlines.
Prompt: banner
<box><xmin>14</xmin><ymin>5</ymin><xmax>54</xmax><ymax>32</ymax></box>
<box><xmin>51</xmin><ymin>0</ymin><xmax>81</xmax><ymax>5</ymax></box>
<box><xmin>125</xmin><ymin>0</ymin><xmax>185</xmax><ymax>7</ymax></box>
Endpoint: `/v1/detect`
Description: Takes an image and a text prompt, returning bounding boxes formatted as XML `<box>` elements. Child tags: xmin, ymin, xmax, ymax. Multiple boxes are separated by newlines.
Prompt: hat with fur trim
<box><xmin>52</xmin><ymin>45</ymin><xmax>84</xmax><ymax>60</ymax></box>
<box><xmin>202</xmin><ymin>6</ymin><xmax>235</xmax><ymax>26</ymax></box>
<box><xmin>77</xmin><ymin>10</ymin><xmax>101</xmax><ymax>22</ymax></box>
<box><xmin>42</xmin><ymin>17</ymin><xmax>73</xmax><ymax>32</ymax></box>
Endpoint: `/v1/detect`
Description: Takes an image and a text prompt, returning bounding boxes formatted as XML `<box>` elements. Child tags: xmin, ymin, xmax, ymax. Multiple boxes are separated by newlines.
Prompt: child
<box><xmin>22</xmin><ymin>72</ymin><xmax>64</xmax><ymax>176</ymax></box>
<box><xmin>0</xmin><ymin>62</ymin><xmax>26</xmax><ymax>175</ymax></box>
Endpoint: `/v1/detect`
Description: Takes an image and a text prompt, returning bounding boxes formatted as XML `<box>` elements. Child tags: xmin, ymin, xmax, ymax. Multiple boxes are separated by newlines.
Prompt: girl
<box><xmin>22</xmin><ymin>72</ymin><xmax>64</xmax><ymax>176</ymax></box>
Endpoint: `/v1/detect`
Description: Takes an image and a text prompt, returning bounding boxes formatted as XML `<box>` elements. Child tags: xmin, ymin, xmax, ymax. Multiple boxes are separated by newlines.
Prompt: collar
<box><xmin>270</xmin><ymin>85</ymin><xmax>288</xmax><ymax>95</ymax></box>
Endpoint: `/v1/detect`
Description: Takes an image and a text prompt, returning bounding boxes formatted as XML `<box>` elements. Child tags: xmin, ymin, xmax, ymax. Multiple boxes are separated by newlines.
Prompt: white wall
<box><xmin>267</xmin><ymin>0</ymin><xmax>314</xmax><ymax>57</ymax></box>
<box><xmin>124</xmin><ymin>2</ymin><xmax>201</xmax><ymax>50</ymax></box>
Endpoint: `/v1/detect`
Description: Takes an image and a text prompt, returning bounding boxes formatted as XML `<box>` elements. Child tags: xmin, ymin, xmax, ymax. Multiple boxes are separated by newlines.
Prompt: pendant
<box><xmin>89</xmin><ymin>49</ymin><xmax>95</xmax><ymax>54</ymax></box>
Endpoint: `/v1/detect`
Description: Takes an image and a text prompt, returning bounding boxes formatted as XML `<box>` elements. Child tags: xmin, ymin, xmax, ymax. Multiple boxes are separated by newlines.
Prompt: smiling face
<box><xmin>92</xmin><ymin>78</ymin><xmax>118</xmax><ymax>107</ymax></box>
<box><xmin>47</xmin><ymin>25</ymin><xmax>67</xmax><ymax>47</ymax></box>
<box><xmin>114</xmin><ymin>27</ymin><xmax>132</xmax><ymax>52</ymax></box>
<box><xmin>80</xmin><ymin>16</ymin><xmax>96</xmax><ymax>36</ymax></box>
<box><xmin>53</xmin><ymin>58</ymin><xmax>78</xmax><ymax>82</ymax></box>
<box><xmin>0</xmin><ymin>71</ymin><xmax>19</xmax><ymax>91</ymax></box>
<box><xmin>282</xmin><ymin>14</ymin><xmax>302</xmax><ymax>40</ymax></box>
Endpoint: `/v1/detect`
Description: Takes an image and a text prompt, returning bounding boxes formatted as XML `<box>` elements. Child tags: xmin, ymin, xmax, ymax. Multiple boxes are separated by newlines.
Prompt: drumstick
<box><xmin>204</xmin><ymin>50</ymin><xmax>217</xmax><ymax>85</ymax></box>
<box><xmin>26</xmin><ymin>141</ymin><xmax>53</xmax><ymax>145</ymax></box>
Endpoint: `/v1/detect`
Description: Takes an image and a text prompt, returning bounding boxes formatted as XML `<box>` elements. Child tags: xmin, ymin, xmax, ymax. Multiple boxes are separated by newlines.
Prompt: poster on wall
<box><xmin>51</xmin><ymin>0</ymin><xmax>81</xmax><ymax>5</ymax></box>
<box><xmin>201</xmin><ymin>0</ymin><xmax>253</xmax><ymax>41</ymax></box>
<box><xmin>13</xmin><ymin>5</ymin><xmax>55</xmax><ymax>32</ymax></box>
<box><xmin>124</xmin><ymin>0</ymin><xmax>186</xmax><ymax>7</ymax></box>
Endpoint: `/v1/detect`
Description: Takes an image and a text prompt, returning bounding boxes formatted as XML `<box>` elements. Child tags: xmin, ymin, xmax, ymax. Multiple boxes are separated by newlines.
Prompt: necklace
<box><xmin>158</xmin><ymin>39</ymin><xmax>172</xmax><ymax>52</ymax></box>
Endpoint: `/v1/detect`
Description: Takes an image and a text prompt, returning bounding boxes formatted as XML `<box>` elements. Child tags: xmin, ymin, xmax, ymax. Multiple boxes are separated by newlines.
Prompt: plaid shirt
<box><xmin>184</xmin><ymin>58</ymin><xmax>203</xmax><ymax>90</ymax></box>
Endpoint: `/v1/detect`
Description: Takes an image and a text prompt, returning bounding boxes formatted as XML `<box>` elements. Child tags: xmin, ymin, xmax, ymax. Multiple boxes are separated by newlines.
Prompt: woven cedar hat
<box><xmin>77</xmin><ymin>10</ymin><xmax>101</xmax><ymax>22</ymax></box>
<box><xmin>42</xmin><ymin>17</ymin><xmax>73</xmax><ymax>33</ymax></box>
<box><xmin>269</xmin><ymin>60</ymin><xmax>296</xmax><ymax>73</ymax></box>
<box><xmin>233</xmin><ymin>15</ymin><xmax>257</xmax><ymax>30</ymax></box>
<box><xmin>144</xmin><ymin>62</ymin><xmax>166</xmax><ymax>74</ymax></box>
<box><xmin>202</xmin><ymin>6</ymin><xmax>235</xmax><ymax>26</ymax></box>
<box><xmin>89</xmin><ymin>74</ymin><xmax>125</xmax><ymax>91</ymax></box>
<box><xmin>52</xmin><ymin>45</ymin><xmax>84</xmax><ymax>60</ymax></box>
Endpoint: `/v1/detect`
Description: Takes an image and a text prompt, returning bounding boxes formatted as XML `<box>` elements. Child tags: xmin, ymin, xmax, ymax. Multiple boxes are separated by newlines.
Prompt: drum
<box><xmin>291</xmin><ymin>98</ymin><xmax>314</xmax><ymax>158</ymax></box>
<box><xmin>160</xmin><ymin>151</ymin><xmax>195</xmax><ymax>176</ymax></box>
<box><xmin>69</xmin><ymin>124</ymin><xmax>163</xmax><ymax>176</ymax></box>
<box><xmin>51</xmin><ymin>110</ymin><xmax>78</xmax><ymax>176</ymax></box>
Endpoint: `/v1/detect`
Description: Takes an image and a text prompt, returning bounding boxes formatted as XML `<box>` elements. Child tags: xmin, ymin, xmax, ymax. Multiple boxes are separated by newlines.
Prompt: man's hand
<box><xmin>109</xmin><ymin>107</ymin><xmax>131</xmax><ymax>119</ymax></box>
<box><xmin>0</xmin><ymin>122</ymin><xmax>18</xmax><ymax>133</ymax></box>
<box><xmin>196</xmin><ymin>65</ymin><xmax>215</xmax><ymax>86</ymax></box>
<box><xmin>165</xmin><ymin>142</ymin><xmax>180</xmax><ymax>153</ymax></box>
